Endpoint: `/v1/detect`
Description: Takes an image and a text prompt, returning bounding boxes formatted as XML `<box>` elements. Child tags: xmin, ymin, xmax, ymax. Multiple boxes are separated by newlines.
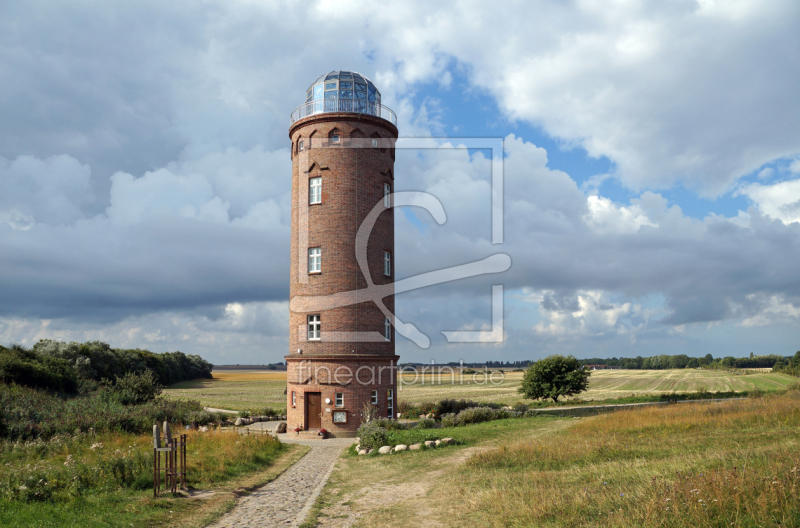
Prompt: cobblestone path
<box><xmin>207</xmin><ymin>444</ymin><xmax>344</xmax><ymax>528</ymax></box>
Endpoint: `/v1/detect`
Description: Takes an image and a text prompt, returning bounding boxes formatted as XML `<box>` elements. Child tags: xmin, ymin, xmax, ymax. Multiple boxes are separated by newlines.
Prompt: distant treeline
<box><xmin>577</xmin><ymin>353</ymin><xmax>789</xmax><ymax>370</ymax></box>
<box><xmin>0</xmin><ymin>339</ymin><xmax>213</xmax><ymax>394</ymax></box>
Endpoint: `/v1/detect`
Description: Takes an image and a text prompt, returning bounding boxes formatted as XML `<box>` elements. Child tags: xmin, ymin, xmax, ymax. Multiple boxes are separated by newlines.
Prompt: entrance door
<box><xmin>306</xmin><ymin>392</ymin><xmax>322</xmax><ymax>429</ymax></box>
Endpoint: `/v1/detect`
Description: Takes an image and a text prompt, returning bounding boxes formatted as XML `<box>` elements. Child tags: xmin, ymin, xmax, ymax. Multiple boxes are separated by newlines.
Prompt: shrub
<box><xmin>107</xmin><ymin>370</ymin><xmax>162</xmax><ymax>405</ymax></box>
<box><xmin>512</xmin><ymin>403</ymin><xmax>529</xmax><ymax>413</ymax></box>
<box><xmin>238</xmin><ymin>410</ymin><xmax>251</xmax><ymax>418</ymax></box>
<box><xmin>0</xmin><ymin>345</ymin><xmax>78</xmax><ymax>394</ymax></box>
<box><xmin>356</xmin><ymin>421</ymin><xmax>388</xmax><ymax>450</ymax></box>
<box><xmin>0</xmin><ymin>383</ymin><xmax>204</xmax><ymax>440</ymax></box>
<box><xmin>454</xmin><ymin>407</ymin><xmax>514</xmax><ymax>426</ymax></box>
<box><xmin>415</xmin><ymin>417</ymin><xmax>436</xmax><ymax>429</ymax></box>
<box><xmin>417</xmin><ymin>401</ymin><xmax>437</xmax><ymax>416</ymax></box>
<box><xmin>372</xmin><ymin>418</ymin><xmax>406</xmax><ymax>431</ymax></box>
<box><xmin>440</xmin><ymin>413</ymin><xmax>457</xmax><ymax>428</ymax></box>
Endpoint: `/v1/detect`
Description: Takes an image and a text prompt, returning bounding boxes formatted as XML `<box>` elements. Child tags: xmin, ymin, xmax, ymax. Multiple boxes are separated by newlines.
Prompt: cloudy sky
<box><xmin>1</xmin><ymin>0</ymin><xmax>799</xmax><ymax>365</ymax></box>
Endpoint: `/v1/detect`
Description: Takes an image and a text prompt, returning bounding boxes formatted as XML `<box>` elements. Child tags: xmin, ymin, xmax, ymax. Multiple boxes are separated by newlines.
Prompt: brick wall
<box><xmin>285</xmin><ymin>112</ymin><xmax>399</xmax><ymax>434</ymax></box>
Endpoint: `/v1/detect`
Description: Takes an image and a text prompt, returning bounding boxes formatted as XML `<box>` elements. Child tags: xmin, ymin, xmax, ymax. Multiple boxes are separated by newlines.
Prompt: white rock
<box><xmin>378</xmin><ymin>446</ymin><xmax>392</xmax><ymax>454</ymax></box>
<box><xmin>435</xmin><ymin>439</ymin><xmax>442</xmax><ymax>446</ymax></box>
<box><xmin>441</xmin><ymin>437</ymin><xmax>455</xmax><ymax>445</ymax></box>
<box><xmin>394</xmin><ymin>444</ymin><xmax>408</xmax><ymax>452</ymax></box>
<box><xmin>424</xmin><ymin>440</ymin><xmax>436</xmax><ymax>448</ymax></box>
<box><xmin>358</xmin><ymin>449</ymin><xmax>368</xmax><ymax>456</ymax></box>
<box><xmin>409</xmin><ymin>443</ymin><xmax>422</xmax><ymax>450</ymax></box>
<box><xmin>234</xmin><ymin>417</ymin><xmax>244</xmax><ymax>426</ymax></box>
<box><xmin>199</xmin><ymin>426</ymin><xmax>209</xmax><ymax>433</ymax></box>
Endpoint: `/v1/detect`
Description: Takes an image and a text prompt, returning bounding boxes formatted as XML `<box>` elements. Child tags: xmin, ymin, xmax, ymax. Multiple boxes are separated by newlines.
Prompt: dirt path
<box><xmin>313</xmin><ymin>419</ymin><xmax>574</xmax><ymax>528</ymax></box>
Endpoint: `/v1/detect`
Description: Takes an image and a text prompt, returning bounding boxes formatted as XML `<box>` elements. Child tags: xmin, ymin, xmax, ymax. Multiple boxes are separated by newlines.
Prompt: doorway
<box><xmin>305</xmin><ymin>392</ymin><xmax>322</xmax><ymax>429</ymax></box>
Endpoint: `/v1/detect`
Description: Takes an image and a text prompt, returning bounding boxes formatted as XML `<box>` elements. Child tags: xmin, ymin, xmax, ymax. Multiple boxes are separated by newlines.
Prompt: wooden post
<box><xmin>153</xmin><ymin>424</ymin><xmax>161</xmax><ymax>497</ymax></box>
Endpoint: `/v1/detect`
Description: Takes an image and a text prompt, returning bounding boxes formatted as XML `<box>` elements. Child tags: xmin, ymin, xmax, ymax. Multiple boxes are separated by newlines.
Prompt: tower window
<box><xmin>387</xmin><ymin>389</ymin><xmax>394</xmax><ymax>419</ymax></box>
<box><xmin>383</xmin><ymin>183</ymin><xmax>391</xmax><ymax>208</ymax></box>
<box><xmin>384</xmin><ymin>251</ymin><xmax>392</xmax><ymax>277</ymax></box>
<box><xmin>335</xmin><ymin>392</ymin><xmax>344</xmax><ymax>407</ymax></box>
<box><xmin>307</xmin><ymin>315</ymin><xmax>320</xmax><ymax>340</ymax></box>
<box><xmin>309</xmin><ymin>177</ymin><xmax>321</xmax><ymax>204</ymax></box>
<box><xmin>371</xmin><ymin>138</ymin><xmax>378</xmax><ymax>148</ymax></box>
<box><xmin>331</xmin><ymin>133</ymin><xmax>340</xmax><ymax>143</ymax></box>
<box><xmin>308</xmin><ymin>247</ymin><xmax>321</xmax><ymax>273</ymax></box>
<box><xmin>371</xmin><ymin>390</ymin><xmax>378</xmax><ymax>405</ymax></box>
<box><xmin>384</xmin><ymin>317</ymin><xmax>391</xmax><ymax>341</ymax></box>
<box><xmin>291</xmin><ymin>391</ymin><xmax>296</xmax><ymax>407</ymax></box>
<box><xmin>298</xmin><ymin>139</ymin><xmax>304</xmax><ymax>151</ymax></box>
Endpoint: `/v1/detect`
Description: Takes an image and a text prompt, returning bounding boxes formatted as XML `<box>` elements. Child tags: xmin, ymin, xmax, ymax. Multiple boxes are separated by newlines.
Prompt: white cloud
<box><xmin>736</xmin><ymin>178</ymin><xmax>800</xmax><ymax>225</ymax></box>
<box><xmin>740</xmin><ymin>295</ymin><xmax>800</xmax><ymax>327</ymax></box>
<box><xmin>585</xmin><ymin>195</ymin><xmax>656</xmax><ymax>234</ymax></box>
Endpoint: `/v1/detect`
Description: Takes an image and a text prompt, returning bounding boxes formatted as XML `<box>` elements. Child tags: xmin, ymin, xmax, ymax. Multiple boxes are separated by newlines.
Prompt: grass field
<box><xmin>162</xmin><ymin>369</ymin><xmax>798</xmax><ymax>411</ymax></box>
<box><xmin>308</xmin><ymin>392</ymin><xmax>800</xmax><ymax>527</ymax></box>
<box><xmin>0</xmin><ymin>428</ymin><xmax>305</xmax><ymax>528</ymax></box>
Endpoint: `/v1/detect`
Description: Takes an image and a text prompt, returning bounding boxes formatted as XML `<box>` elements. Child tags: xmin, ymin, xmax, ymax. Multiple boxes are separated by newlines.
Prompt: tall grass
<box><xmin>453</xmin><ymin>393</ymin><xmax>800</xmax><ymax>527</ymax></box>
<box><xmin>0</xmin><ymin>428</ymin><xmax>284</xmax><ymax>503</ymax></box>
<box><xmin>0</xmin><ymin>383</ymin><xmax>203</xmax><ymax>440</ymax></box>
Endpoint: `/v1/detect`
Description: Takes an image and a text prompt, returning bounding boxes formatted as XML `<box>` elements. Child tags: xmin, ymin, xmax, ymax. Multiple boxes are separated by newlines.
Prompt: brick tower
<box><xmin>286</xmin><ymin>71</ymin><xmax>398</xmax><ymax>437</ymax></box>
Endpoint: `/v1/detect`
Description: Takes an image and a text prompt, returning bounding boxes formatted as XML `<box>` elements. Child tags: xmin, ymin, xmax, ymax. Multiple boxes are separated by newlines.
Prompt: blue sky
<box><xmin>1</xmin><ymin>1</ymin><xmax>799</xmax><ymax>365</ymax></box>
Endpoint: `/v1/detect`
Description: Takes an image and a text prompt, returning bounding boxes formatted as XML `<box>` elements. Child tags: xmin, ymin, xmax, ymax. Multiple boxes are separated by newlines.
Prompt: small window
<box><xmin>387</xmin><ymin>389</ymin><xmax>394</xmax><ymax>419</ymax></box>
<box><xmin>325</xmin><ymin>82</ymin><xmax>337</xmax><ymax>90</ymax></box>
<box><xmin>384</xmin><ymin>251</ymin><xmax>392</xmax><ymax>277</ymax></box>
<box><xmin>308</xmin><ymin>315</ymin><xmax>320</xmax><ymax>340</ymax></box>
<box><xmin>371</xmin><ymin>138</ymin><xmax>378</xmax><ymax>148</ymax></box>
<box><xmin>339</xmin><ymin>82</ymin><xmax>352</xmax><ymax>89</ymax></box>
<box><xmin>383</xmin><ymin>183</ymin><xmax>391</xmax><ymax>208</ymax></box>
<box><xmin>331</xmin><ymin>134</ymin><xmax>340</xmax><ymax>143</ymax></box>
<box><xmin>291</xmin><ymin>391</ymin><xmax>296</xmax><ymax>407</ymax></box>
<box><xmin>324</xmin><ymin>90</ymin><xmax>337</xmax><ymax>99</ymax></box>
<box><xmin>335</xmin><ymin>392</ymin><xmax>344</xmax><ymax>407</ymax></box>
<box><xmin>309</xmin><ymin>177</ymin><xmax>321</xmax><ymax>204</ymax></box>
<box><xmin>308</xmin><ymin>247</ymin><xmax>321</xmax><ymax>273</ymax></box>
<box><xmin>384</xmin><ymin>317</ymin><xmax>391</xmax><ymax>341</ymax></box>
<box><xmin>371</xmin><ymin>390</ymin><xmax>378</xmax><ymax>405</ymax></box>
<box><xmin>298</xmin><ymin>139</ymin><xmax>304</xmax><ymax>151</ymax></box>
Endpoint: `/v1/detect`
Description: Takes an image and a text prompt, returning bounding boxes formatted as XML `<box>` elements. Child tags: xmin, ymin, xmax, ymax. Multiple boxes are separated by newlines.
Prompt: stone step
<box><xmin>293</xmin><ymin>429</ymin><xmax>327</xmax><ymax>440</ymax></box>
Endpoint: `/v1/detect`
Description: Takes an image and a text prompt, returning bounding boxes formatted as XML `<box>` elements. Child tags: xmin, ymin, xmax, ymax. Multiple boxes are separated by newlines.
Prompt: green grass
<box><xmin>0</xmin><ymin>428</ymin><xmax>296</xmax><ymax>527</ymax></box>
<box><xmin>163</xmin><ymin>374</ymin><xmax>286</xmax><ymax>412</ymax></box>
<box><xmin>309</xmin><ymin>393</ymin><xmax>800</xmax><ymax>527</ymax></box>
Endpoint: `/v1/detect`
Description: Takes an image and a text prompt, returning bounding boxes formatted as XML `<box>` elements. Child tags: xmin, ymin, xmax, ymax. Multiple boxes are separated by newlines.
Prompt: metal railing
<box><xmin>290</xmin><ymin>100</ymin><xmax>397</xmax><ymax>126</ymax></box>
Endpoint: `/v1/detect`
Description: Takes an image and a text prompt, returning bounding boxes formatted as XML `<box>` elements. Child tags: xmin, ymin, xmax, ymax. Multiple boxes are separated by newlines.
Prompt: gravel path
<box><xmin>207</xmin><ymin>435</ymin><xmax>353</xmax><ymax>528</ymax></box>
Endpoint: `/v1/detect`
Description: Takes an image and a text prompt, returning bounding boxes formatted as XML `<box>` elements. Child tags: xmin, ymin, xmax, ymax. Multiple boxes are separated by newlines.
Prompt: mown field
<box><xmin>308</xmin><ymin>392</ymin><xmax>800</xmax><ymax>527</ymax></box>
<box><xmin>162</xmin><ymin>369</ymin><xmax>798</xmax><ymax>411</ymax></box>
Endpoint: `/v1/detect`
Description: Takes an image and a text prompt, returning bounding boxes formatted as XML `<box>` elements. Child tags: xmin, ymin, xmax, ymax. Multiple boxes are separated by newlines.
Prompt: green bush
<box><xmin>512</xmin><ymin>403</ymin><xmax>529</xmax><ymax>413</ymax></box>
<box><xmin>356</xmin><ymin>421</ymin><xmax>388</xmax><ymax>450</ymax></box>
<box><xmin>415</xmin><ymin>417</ymin><xmax>436</xmax><ymax>429</ymax></box>
<box><xmin>0</xmin><ymin>383</ymin><xmax>203</xmax><ymax>440</ymax></box>
<box><xmin>107</xmin><ymin>370</ymin><xmax>162</xmax><ymax>405</ymax></box>
<box><xmin>440</xmin><ymin>413</ymin><xmax>456</xmax><ymax>427</ymax></box>
<box><xmin>0</xmin><ymin>345</ymin><xmax>78</xmax><ymax>394</ymax></box>
<box><xmin>238</xmin><ymin>410</ymin><xmax>251</xmax><ymax>418</ymax></box>
<box><xmin>372</xmin><ymin>418</ymin><xmax>406</xmax><ymax>431</ymax></box>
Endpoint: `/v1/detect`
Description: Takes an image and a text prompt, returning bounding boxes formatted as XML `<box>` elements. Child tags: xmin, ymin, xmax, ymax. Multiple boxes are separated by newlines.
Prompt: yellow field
<box><xmin>162</xmin><ymin>368</ymin><xmax>798</xmax><ymax>411</ymax></box>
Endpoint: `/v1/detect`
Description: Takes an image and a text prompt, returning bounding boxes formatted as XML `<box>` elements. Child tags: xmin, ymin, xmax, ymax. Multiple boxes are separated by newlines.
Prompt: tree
<box><xmin>518</xmin><ymin>355</ymin><xmax>590</xmax><ymax>403</ymax></box>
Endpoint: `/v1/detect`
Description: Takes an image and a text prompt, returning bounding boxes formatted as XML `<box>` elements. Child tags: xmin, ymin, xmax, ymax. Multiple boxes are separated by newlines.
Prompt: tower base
<box><xmin>285</xmin><ymin>355</ymin><xmax>399</xmax><ymax>435</ymax></box>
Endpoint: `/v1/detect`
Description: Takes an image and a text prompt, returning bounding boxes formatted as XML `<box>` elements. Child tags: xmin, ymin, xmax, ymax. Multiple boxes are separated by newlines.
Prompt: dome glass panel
<box><xmin>292</xmin><ymin>70</ymin><xmax>395</xmax><ymax>126</ymax></box>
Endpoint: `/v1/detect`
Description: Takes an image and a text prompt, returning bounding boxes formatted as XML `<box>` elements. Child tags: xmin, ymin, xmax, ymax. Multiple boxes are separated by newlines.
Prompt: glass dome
<box><xmin>291</xmin><ymin>71</ymin><xmax>396</xmax><ymax>126</ymax></box>
<box><xmin>306</xmin><ymin>70</ymin><xmax>381</xmax><ymax>105</ymax></box>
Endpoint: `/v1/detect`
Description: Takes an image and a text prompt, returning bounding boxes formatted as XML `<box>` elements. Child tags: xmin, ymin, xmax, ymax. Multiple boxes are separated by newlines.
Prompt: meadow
<box><xmin>0</xmin><ymin>427</ymin><xmax>305</xmax><ymax>528</ymax></box>
<box><xmin>308</xmin><ymin>392</ymin><xmax>800</xmax><ymax>527</ymax></box>
<box><xmin>162</xmin><ymin>369</ymin><xmax>798</xmax><ymax>411</ymax></box>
